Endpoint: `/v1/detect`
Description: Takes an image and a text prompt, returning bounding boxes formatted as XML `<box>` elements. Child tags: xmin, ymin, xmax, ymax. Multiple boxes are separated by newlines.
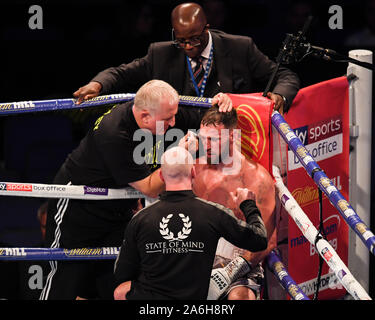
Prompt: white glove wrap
<box><xmin>207</xmin><ymin>256</ymin><xmax>252</xmax><ymax>300</ymax></box>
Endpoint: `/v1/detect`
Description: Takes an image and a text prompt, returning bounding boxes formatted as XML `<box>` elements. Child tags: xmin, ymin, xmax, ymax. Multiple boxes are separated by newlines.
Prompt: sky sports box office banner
<box><xmin>284</xmin><ymin>77</ymin><xmax>350</xmax><ymax>299</ymax></box>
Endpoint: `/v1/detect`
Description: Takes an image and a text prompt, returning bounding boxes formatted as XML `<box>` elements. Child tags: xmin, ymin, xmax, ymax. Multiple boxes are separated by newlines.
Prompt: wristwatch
<box><xmin>275</xmin><ymin>93</ymin><xmax>288</xmax><ymax>112</ymax></box>
<box><xmin>279</xmin><ymin>94</ymin><xmax>287</xmax><ymax>106</ymax></box>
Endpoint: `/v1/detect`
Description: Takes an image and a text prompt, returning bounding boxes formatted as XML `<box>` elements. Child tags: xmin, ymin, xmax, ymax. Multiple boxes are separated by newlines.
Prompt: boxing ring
<box><xmin>0</xmin><ymin>86</ymin><xmax>373</xmax><ymax>300</ymax></box>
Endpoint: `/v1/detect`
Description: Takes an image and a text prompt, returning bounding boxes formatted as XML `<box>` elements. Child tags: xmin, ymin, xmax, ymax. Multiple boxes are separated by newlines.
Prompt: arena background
<box><xmin>0</xmin><ymin>0</ymin><xmax>374</xmax><ymax>299</ymax></box>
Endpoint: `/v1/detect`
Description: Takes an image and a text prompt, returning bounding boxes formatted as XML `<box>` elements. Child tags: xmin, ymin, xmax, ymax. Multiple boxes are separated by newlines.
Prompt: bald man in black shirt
<box><xmin>114</xmin><ymin>147</ymin><xmax>267</xmax><ymax>300</ymax></box>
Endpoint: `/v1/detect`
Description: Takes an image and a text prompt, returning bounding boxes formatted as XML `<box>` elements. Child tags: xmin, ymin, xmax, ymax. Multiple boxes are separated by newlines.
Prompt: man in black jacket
<box><xmin>41</xmin><ymin>80</ymin><xmax>208</xmax><ymax>300</ymax></box>
<box><xmin>113</xmin><ymin>146</ymin><xmax>267</xmax><ymax>300</ymax></box>
<box><xmin>74</xmin><ymin>2</ymin><xmax>300</xmax><ymax>113</ymax></box>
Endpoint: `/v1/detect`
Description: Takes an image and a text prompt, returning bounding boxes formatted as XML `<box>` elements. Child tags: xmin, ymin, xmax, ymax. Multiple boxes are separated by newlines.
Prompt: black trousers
<box><xmin>41</xmin><ymin>165</ymin><xmax>133</xmax><ymax>300</ymax></box>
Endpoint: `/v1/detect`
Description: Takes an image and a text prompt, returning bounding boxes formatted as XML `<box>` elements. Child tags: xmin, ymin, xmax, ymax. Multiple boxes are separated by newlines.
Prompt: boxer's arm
<box><xmin>241</xmin><ymin>164</ymin><xmax>277</xmax><ymax>264</ymax></box>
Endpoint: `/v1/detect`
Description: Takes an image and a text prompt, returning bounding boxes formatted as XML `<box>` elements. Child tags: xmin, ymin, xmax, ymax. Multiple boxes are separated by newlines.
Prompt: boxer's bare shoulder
<box><xmin>242</xmin><ymin>158</ymin><xmax>275</xmax><ymax>208</ymax></box>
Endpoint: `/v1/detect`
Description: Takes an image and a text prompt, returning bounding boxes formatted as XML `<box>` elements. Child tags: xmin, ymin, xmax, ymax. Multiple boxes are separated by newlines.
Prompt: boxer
<box><xmin>184</xmin><ymin>105</ymin><xmax>277</xmax><ymax>300</ymax></box>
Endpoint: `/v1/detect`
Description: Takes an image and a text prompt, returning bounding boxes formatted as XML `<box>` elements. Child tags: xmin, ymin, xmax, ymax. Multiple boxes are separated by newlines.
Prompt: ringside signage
<box><xmin>288</xmin><ymin>116</ymin><xmax>343</xmax><ymax>171</ymax></box>
<box><xmin>285</xmin><ymin>77</ymin><xmax>349</xmax><ymax>300</ymax></box>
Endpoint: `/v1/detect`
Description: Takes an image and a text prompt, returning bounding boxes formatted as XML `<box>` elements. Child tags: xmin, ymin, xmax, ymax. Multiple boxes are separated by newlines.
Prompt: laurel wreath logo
<box><xmin>159</xmin><ymin>213</ymin><xmax>192</xmax><ymax>241</ymax></box>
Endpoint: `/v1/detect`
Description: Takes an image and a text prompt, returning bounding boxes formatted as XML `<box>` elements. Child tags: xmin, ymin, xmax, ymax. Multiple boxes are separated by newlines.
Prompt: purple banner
<box><xmin>84</xmin><ymin>186</ymin><xmax>108</xmax><ymax>196</ymax></box>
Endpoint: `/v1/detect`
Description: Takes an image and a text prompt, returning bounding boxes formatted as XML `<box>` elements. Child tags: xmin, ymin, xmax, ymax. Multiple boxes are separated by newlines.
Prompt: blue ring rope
<box><xmin>0</xmin><ymin>247</ymin><xmax>120</xmax><ymax>261</ymax></box>
<box><xmin>0</xmin><ymin>94</ymin><xmax>212</xmax><ymax>116</ymax></box>
<box><xmin>266</xmin><ymin>249</ymin><xmax>309</xmax><ymax>300</ymax></box>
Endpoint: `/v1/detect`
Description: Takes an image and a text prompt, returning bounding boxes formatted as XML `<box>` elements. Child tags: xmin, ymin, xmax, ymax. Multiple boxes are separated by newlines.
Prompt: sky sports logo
<box><xmin>0</xmin><ymin>183</ymin><xmax>33</xmax><ymax>192</ymax></box>
<box><xmin>288</xmin><ymin>116</ymin><xmax>343</xmax><ymax>171</ymax></box>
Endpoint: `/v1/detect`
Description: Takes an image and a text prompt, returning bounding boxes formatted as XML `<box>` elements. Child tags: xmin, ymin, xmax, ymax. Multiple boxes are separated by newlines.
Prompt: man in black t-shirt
<box><xmin>41</xmin><ymin>80</ymin><xmax>230</xmax><ymax>300</ymax></box>
<box><xmin>113</xmin><ymin>147</ymin><xmax>267</xmax><ymax>300</ymax></box>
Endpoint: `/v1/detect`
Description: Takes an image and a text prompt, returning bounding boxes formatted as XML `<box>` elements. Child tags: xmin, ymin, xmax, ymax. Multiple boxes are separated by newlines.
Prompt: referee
<box><xmin>114</xmin><ymin>146</ymin><xmax>268</xmax><ymax>300</ymax></box>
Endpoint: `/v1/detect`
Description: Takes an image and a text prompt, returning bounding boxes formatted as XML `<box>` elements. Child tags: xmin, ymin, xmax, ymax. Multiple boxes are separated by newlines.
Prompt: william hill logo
<box><xmin>292</xmin><ymin>176</ymin><xmax>342</xmax><ymax>208</ymax></box>
<box><xmin>291</xmin><ymin>186</ymin><xmax>320</xmax><ymax>208</ymax></box>
<box><xmin>63</xmin><ymin>247</ymin><xmax>119</xmax><ymax>256</ymax></box>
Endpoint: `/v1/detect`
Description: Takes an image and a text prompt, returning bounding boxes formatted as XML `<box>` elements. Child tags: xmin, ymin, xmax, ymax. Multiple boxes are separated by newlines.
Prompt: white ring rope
<box><xmin>0</xmin><ymin>182</ymin><xmax>154</xmax><ymax>201</ymax></box>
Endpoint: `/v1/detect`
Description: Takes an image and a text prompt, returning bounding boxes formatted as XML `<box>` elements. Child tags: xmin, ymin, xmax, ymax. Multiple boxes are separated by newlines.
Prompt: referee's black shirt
<box><xmin>114</xmin><ymin>190</ymin><xmax>267</xmax><ymax>300</ymax></box>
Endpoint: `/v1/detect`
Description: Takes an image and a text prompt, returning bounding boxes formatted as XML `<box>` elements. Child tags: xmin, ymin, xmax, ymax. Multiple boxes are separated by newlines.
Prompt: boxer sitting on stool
<box><xmin>182</xmin><ymin>105</ymin><xmax>276</xmax><ymax>300</ymax></box>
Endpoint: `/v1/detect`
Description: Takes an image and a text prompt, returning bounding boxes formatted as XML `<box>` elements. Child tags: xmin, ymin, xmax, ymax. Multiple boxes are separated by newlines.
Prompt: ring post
<box><xmin>347</xmin><ymin>49</ymin><xmax>373</xmax><ymax>293</ymax></box>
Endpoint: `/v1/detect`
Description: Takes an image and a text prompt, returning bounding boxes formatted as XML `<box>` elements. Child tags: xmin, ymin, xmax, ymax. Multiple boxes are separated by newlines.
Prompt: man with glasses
<box><xmin>74</xmin><ymin>2</ymin><xmax>300</xmax><ymax>114</ymax></box>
